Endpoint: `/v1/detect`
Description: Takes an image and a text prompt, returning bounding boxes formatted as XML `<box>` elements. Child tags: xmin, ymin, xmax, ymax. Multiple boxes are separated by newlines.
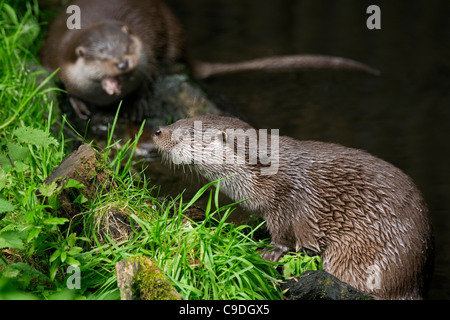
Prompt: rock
<box><xmin>281</xmin><ymin>270</ymin><xmax>377</xmax><ymax>300</ymax></box>
<box><xmin>116</xmin><ymin>255</ymin><xmax>183</xmax><ymax>300</ymax></box>
<box><xmin>148</xmin><ymin>73</ymin><xmax>224</xmax><ymax>128</ymax></box>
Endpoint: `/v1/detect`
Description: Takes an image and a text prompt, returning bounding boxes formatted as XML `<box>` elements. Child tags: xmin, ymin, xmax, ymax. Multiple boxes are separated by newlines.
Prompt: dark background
<box><xmin>160</xmin><ymin>0</ymin><xmax>450</xmax><ymax>299</ymax></box>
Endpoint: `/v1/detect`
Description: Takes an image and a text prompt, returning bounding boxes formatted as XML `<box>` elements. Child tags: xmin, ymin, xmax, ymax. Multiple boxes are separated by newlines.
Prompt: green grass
<box><xmin>132</xmin><ymin>181</ymin><xmax>283</xmax><ymax>300</ymax></box>
<box><xmin>0</xmin><ymin>1</ymin><xmax>321</xmax><ymax>300</ymax></box>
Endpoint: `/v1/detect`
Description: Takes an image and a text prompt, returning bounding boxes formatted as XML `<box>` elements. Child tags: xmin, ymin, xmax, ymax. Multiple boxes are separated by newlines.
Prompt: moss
<box><xmin>319</xmin><ymin>276</ymin><xmax>339</xmax><ymax>299</ymax></box>
<box><xmin>130</xmin><ymin>256</ymin><xmax>182</xmax><ymax>300</ymax></box>
<box><xmin>321</xmin><ymin>277</ymin><xmax>335</xmax><ymax>287</ymax></box>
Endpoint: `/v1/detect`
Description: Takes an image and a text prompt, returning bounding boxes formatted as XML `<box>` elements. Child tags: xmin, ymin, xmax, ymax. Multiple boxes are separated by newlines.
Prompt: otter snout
<box><xmin>153</xmin><ymin>126</ymin><xmax>182</xmax><ymax>147</ymax></box>
<box><xmin>152</xmin><ymin>127</ymin><xmax>172</xmax><ymax>147</ymax></box>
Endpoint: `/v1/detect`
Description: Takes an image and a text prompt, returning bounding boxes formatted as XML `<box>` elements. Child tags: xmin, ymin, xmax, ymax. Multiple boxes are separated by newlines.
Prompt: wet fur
<box><xmin>153</xmin><ymin>115</ymin><xmax>434</xmax><ymax>300</ymax></box>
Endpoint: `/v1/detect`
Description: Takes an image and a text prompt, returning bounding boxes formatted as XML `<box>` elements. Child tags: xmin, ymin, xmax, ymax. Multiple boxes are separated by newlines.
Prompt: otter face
<box><xmin>153</xmin><ymin>116</ymin><xmax>280</xmax><ymax>175</ymax></box>
<box><xmin>63</xmin><ymin>21</ymin><xmax>144</xmax><ymax>104</ymax></box>
<box><xmin>154</xmin><ymin>117</ymin><xmax>241</xmax><ymax>167</ymax></box>
<box><xmin>153</xmin><ymin>119</ymin><xmax>212</xmax><ymax>165</ymax></box>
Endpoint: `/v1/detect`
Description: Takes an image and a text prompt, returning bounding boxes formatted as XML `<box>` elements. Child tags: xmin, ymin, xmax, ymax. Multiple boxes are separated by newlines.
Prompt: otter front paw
<box><xmin>260</xmin><ymin>243</ymin><xmax>290</xmax><ymax>262</ymax></box>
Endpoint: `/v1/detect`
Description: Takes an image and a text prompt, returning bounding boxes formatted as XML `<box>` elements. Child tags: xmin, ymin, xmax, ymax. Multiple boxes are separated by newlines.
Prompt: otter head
<box><xmin>153</xmin><ymin>115</ymin><xmax>278</xmax><ymax>175</ymax></box>
<box><xmin>63</xmin><ymin>20</ymin><xmax>144</xmax><ymax>103</ymax></box>
<box><xmin>153</xmin><ymin>116</ymin><xmax>229</xmax><ymax>166</ymax></box>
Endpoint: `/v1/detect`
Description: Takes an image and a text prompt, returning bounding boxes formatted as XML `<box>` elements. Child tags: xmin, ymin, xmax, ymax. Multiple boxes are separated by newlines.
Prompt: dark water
<box><xmin>158</xmin><ymin>0</ymin><xmax>450</xmax><ymax>299</ymax></box>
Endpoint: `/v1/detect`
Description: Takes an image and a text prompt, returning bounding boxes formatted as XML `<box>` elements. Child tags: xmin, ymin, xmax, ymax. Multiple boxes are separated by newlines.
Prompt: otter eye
<box><xmin>182</xmin><ymin>130</ymin><xmax>189</xmax><ymax>136</ymax></box>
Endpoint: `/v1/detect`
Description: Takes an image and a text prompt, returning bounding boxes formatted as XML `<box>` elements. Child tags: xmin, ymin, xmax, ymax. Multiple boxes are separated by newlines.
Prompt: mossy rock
<box><xmin>116</xmin><ymin>255</ymin><xmax>182</xmax><ymax>300</ymax></box>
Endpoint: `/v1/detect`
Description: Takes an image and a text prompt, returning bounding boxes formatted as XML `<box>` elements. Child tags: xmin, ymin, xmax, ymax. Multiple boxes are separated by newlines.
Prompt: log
<box><xmin>43</xmin><ymin>144</ymin><xmax>134</xmax><ymax>242</ymax></box>
<box><xmin>281</xmin><ymin>270</ymin><xmax>378</xmax><ymax>300</ymax></box>
<box><xmin>44</xmin><ymin>144</ymin><xmax>114</xmax><ymax>218</ymax></box>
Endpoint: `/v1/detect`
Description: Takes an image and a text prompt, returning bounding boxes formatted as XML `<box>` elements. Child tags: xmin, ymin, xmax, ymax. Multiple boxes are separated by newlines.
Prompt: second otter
<box><xmin>40</xmin><ymin>0</ymin><xmax>379</xmax><ymax>121</ymax></box>
<box><xmin>40</xmin><ymin>0</ymin><xmax>186</xmax><ymax>121</ymax></box>
<box><xmin>153</xmin><ymin>115</ymin><xmax>433</xmax><ymax>300</ymax></box>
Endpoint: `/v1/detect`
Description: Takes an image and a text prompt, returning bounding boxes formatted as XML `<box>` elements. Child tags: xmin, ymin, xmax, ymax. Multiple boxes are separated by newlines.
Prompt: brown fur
<box><xmin>192</xmin><ymin>55</ymin><xmax>380</xmax><ymax>79</ymax></box>
<box><xmin>40</xmin><ymin>0</ymin><xmax>186</xmax><ymax>119</ymax></box>
<box><xmin>153</xmin><ymin>115</ymin><xmax>434</xmax><ymax>300</ymax></box>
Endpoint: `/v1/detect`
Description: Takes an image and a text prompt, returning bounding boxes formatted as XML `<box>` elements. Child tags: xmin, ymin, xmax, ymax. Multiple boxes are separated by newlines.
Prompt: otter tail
<box><xmin>192</xmin><ymin>54</ymin><xmax>380</xmax><ymax>79</ymax></box>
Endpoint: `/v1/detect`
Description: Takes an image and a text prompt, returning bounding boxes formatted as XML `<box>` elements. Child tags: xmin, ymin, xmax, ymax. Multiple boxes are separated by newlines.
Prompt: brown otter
<box><xmin>40</xmin><ymin>0</ymin><xmax>186</xmax><ymax>121</ymax></box>
<box><xmin>40</xmin><ymin>0</ymin><xmax>379</xmax><ymax>121</ymax></box>
<box><xmin>153</xmin><ymin>115</ymin><xmax>433</xmax><ymax>300</ymax></box>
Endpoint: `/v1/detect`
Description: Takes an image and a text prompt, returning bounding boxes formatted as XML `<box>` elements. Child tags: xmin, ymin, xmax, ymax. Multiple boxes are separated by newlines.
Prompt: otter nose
<box><xmin>116</xmin><ymin>60</ymin><xmax>129</xmax><ymax>71</ymax></box>
<box><xmin>153</xmin><ymin>129</ymin><xmax>162</xmax><ymax>137</ymax></box>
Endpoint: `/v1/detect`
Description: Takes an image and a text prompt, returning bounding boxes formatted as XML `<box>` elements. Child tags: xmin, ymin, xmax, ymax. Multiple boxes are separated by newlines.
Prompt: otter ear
<box><xmin>75</xmin><ymin>46</ymin><xmax>85</xmax><ymax>57</ymax></box>
<box><xmin>121</xmin><ymin>25</ymin><xmax>129</xmax><ymax>34</ymax></box>
<box><xmin>216</xmin><ymin>130</ymin><xmax>227</xmax><ymax>144</ymax></box>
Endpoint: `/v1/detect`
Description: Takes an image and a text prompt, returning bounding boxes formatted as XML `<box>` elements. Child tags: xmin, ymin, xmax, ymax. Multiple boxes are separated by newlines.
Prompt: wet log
<box><xmin>281</xmin><ymin>270</ymin><xmax>377</xmax><ymax>300</ymax></box>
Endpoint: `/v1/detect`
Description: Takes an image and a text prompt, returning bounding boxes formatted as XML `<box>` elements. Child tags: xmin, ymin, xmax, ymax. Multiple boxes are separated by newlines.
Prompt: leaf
<box><xmin>63</xmin><ymin>179</ymin><xmax>86</xmax><ymax>189</ymax></box>
<box><xmin>49</xmin><ymin>261</ymin><xmax>60</xmax><ymax>281</ymax></box>
<box><xmin>24</xmin><ymin>210</ymin><xmax>35</xmax><ymax>223</ymax></box>
<box><xmin>12</xmin><ymin>161</ymin><xmax>29</xmax><ymax>173</ymax></box>
<box><xmin>0</xmin><ymin>231</ymin><xmax>24</xmax><ymax>249</ymax></box>
<box><xmin>47</xmin><ymin>194</ymin><xmax>60</xmax><ymax>210</ymax></box>
<box><xmin>6</xmin><ymin>141</ymin><xmax>29</xmax><ymax>161</ymax></box>
<box><xmin>0</xmin><ymin>198</ymin><xmax>14</xmax><ymax>213</ymax></box>
<box><xmin>2</xmin><ymin>265</ymin><xmax>20</xmax><ymax>278</ymax></box>
<box><xmin>73</xmin><ymin>194</ymin><xmax>88</xmax><ymax>205</ymax></box>
<box><xmin>2</xmin><ymin>3</ymin><xmax>18</xmax><ymax>25</ymax></box>
<box><xmin>0</xmin><ymin>154</ymin><xmax>13</xmax><ymax>171</ymax></box>
<box><xmin>67</xmin><ymin>247</ymin><xmax>83</xmax><ymax>256</ymax></box>
<box><xmin>66</xmin><ymin>233</ymin><xmax>77</xmax><ymax>247</ymax></box>
<box><xmin>49</xmin><ymin>249</ymin><xmax>61</xmax><ymax>263</ymax></box>
<box><xmin>43</xmin><ymin>217</ymin><xmax>69</xmax><ymax>226</ymax></box>
<box><xmin>38</xmin><ymin>182</ymin><xmax>58</xmax><ymax>197</ymax></box>
<box><xmin>26</xmin><ymin>227</ymin><xmax>41</xmax><ymax>242</ymax></box>
<box><xmin>280</xmin><ymin>252</ymin><xmax>322</xmax><ymax>278</ymax></box>
<box><xmin>12</xmin><ymin>127</ymin><xmax>58</xmax><ymax>148</ymax></box>
<box><xmin>66</xmin><ymin>257</ymin><xmax>80</xmax><ymax>267</ymax></box>
<box><xmin>0</xmin><ymin>171</ymin><xmax>12</xmax><ymax>191</ymax></box>
<box><xmin>60</xmin><ymin>251</ymin><xmax>67</xmax><ymax>263</ymax></box>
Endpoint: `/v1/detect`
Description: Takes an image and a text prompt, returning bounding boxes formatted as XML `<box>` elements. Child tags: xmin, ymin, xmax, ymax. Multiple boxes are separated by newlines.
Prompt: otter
<box><xmin>40</xmin><ymin>0</ymin><xmax>186</xmax><ymax>121</ymax></box>
<box><xmin>40</xmin><ymin>0</ymin><xmax>379</xmax><ymax>121</ymax></box>
<box><xmin>153</xmin><ymin>115</ymin><xmax>433</xmax><ymax>300</ymax></box>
